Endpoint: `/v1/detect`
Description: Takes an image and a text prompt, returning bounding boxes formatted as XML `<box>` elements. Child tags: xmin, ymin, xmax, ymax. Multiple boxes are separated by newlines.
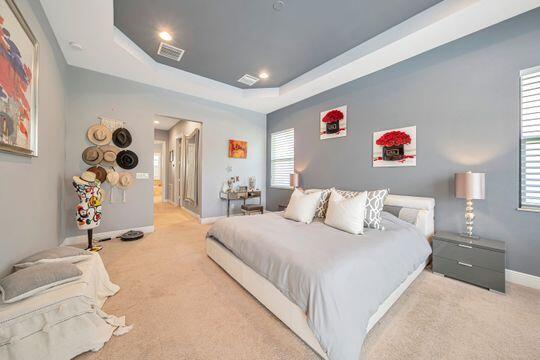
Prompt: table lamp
<box><xmin>290</xmin><ymin>173</ymin><xmax>299</xmax><ymax>189</ymax></box>
<box><xmin>455</xmin><ymin>171</ymin><xmax>485</xmax><ymax>239</ymax></box>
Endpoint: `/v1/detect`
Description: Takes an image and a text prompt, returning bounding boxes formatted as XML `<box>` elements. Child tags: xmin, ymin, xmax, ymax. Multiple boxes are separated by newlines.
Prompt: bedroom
<box><xmin>0</xmin><ymin>1</ymin><xmax>539</xmax><ymax>359</ymax></box>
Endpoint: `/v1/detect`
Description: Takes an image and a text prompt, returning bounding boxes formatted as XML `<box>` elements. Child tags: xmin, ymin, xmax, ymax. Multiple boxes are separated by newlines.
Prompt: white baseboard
<box><xmin>181</xmin><ymin>207</ymin><xmax>201</xmax><ymax>221</ymax></box>
<box><xmin>506</xmin><ymin>269</ymin><xmax>540</xmax><ymax>290</ymax></box>
<box><xmin>62</xmin><ymin>225</ymin><xmax>155</xmax><ymax>246</ymax></box>
<box><xmin>200</xmin><ymin>215</ymin><xmax>225</xmax><ymax>224</ymax></box>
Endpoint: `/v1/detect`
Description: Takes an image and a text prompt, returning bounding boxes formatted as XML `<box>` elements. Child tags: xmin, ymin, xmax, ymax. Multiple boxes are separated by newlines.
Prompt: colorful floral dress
<box><xmin>73</xmin><ymin>181</ymin><xmax>103</xmax><ymax>230</ymax></box>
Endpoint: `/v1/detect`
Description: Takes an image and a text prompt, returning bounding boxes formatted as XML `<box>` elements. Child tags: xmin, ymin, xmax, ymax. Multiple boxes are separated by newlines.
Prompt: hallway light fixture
<box><xmin>159</xmin><ymin>31</ymin><xmax>172</xmax><ymax>41</ymax></box>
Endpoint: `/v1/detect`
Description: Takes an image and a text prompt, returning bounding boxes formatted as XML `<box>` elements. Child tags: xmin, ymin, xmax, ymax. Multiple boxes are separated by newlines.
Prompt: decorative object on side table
<box><xmin>320</xmin><ymin>106</ymin><xmax>347</xmax><ymax>140</ymax></box>
<box><xmin>455</xmin><ymin>171</ymin><xmax>485</xmax><ymax>239</ymax></box>
<box><xmin>432</xmin><ymin>232</ymin><xmax>505</xmax><ymax>293</ymax></box>
<box><xmin>373</xmin><ymin>126</ymin><xmax>416</xmax><ymax>167</ymax></box>
<box><xmin>0</xmin><ymin>0</ymin><xmax>38</xmax><ymax>156</ymax></box>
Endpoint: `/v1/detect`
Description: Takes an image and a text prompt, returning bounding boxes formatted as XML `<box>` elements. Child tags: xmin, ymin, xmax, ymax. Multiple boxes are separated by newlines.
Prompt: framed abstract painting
<box><xmin>373</xmin><ymin>126</ymin><xmax>416</xmax><ymax>167</ymax></box>
<box><xmin>320</xmin><ymin>105</ymin><xmax>347</xmax><ymax>140</ymax></box>
<box><xmin>0</xmin><ymin>0</ymin><xmax>38</xmax><ymax>156</ymax></box>
<box><xmin>229</xmin><ymin>140</ymin><xmax>247</xmax><ymax>159</ymax></box>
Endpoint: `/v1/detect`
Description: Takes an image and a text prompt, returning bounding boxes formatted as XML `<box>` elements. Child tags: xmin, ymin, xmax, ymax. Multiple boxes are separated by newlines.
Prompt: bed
<box><xmin>206</xmin><ymin>194</ymin><xmax>434</xmax><ymax>360</ymax></box>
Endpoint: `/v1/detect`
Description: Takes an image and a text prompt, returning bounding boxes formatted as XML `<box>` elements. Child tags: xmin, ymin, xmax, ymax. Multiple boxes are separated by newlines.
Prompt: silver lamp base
<box><xmin>462</xmin><ymin>199</ymin><xmax>478</xmax><ymax>239</ymax></box>
<box><xmin>459</xmin><ymin>233</ymin><xmax>479</xmax><ymax>240</ymax></box>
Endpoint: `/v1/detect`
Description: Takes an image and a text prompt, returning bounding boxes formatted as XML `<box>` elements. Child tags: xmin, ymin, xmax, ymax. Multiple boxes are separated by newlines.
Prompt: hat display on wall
<box><xmin>112</xmin><ymin>128</ymin><xmax>132</xmax><ymax>148</ymax></box>
<box><xmin>117</xmin><ymin>172</ymin><xmax>134</xmax><ymax>190</ymax></box>
<box><xmin>116</xmin><ymin>150</ymin><xmax>139</xmax><ymax>170</ymax></box>
<box><xmin>73</xmin><ymin>171</ymin><xmax>98</xmax><ymax>186</ymax></box>
<box><xmin>100</xmin><ymin>145</ymin><xmax>119</xmax><ymax>166</ymax></box>
<box><xmin>87</xmin><ymin>124</ymin><xmax>112</xmax><ymax>146</ymax></box>
<box><xmin>87</xmin><ymin>166</ymin><xmax>108</xmax><ymax>183</ymax></box>
<box><xmin>82</xmin><ymin>146</ymin><xmax>104</xmax><ymax>165</ymax></box>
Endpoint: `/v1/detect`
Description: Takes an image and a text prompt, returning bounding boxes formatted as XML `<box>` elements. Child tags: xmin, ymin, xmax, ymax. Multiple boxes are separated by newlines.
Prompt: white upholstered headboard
<box><xmin>383</xmin><ymin>195</ymin><xmax>435</xmax><ymax>241</ymax></box>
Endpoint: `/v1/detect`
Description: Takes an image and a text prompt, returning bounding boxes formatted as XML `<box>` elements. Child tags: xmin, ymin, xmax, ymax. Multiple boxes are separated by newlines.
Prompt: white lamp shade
<box><xmin>290</xmin><ymin>173</ymin><xmax>299</xmax><ymax>188</ymax></box>
<box><xmin>455</xmin><ymin>172</ymin><xmax>485</xmax><ymax>200</ymax></box>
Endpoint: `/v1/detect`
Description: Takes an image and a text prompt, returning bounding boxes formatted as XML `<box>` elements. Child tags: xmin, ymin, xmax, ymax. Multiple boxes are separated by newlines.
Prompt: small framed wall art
<box><xmin>0</xmin><ymin>0</ymin><xmax>39</xmax><ymax>156</ymax></box>
<box><xmin>320</xmin><ymin>106</ymin><xmax>347</xmax><ymax>140</ymax></box>
<box><xmin>373</xmin><ymin>126</ymin><xmax>416</xmax><ymax>167</ymax></box>
<box><xmin>229</xmin><ymin>140</ymin><xmax>247</xmax><ymax>159</ymax></box>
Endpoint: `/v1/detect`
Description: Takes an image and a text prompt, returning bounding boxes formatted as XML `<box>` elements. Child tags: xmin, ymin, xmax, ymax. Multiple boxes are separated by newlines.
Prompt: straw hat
<box><xmin>73</xmin><ymin>171</ymin><xmax>97</xmax><ymax>186</ymax></box>
<box><xmin>117</xmin><ymin>172</ymin><xmax>133</xmax><ymax>190</ymax></box>
<box><xmin>106</xmin><ymin>170</ymin><xmax>120</xmax><ymax>186</ymax></box>
<box><xmin>100</xmin><ymin>145</ymin><xmax>119</xmax><ymax>166</ymax></box>
<box><xmin>87</xmin><ymin>166</ymin><xmax>107</xmax><ymax>183</ymax></box>
<box><xmin>87</xmin><ymin>124</ymin><xmax>112</xmax><ymax>146</ymax></box>
<box><xmin>116</xmin><ymin>150</ymin><xmax>139</xmax><ymax>170</ymax></box>
<box><xmin>112</xmin><ymin>128</ymin><xmax>132</xmax><ymax>148</ymax></box>
<box><xmin>82</xmin><ymin>146</ymin><xmax>104</xmax><ymax>165</ymax></box>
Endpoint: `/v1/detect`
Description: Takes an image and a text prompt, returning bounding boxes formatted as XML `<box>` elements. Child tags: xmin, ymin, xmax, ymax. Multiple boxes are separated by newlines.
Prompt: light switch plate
<box><xmin>136</xmin><ymin>173</ymin><xmax>149</xmax><ymax>179</ymax></box>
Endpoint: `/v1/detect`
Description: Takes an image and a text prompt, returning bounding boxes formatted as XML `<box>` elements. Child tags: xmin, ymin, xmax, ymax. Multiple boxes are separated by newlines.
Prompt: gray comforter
<box><xmin>207</xmin><ymin>212</ymin><xmax>431</xmax><ymax>360</ymax></box>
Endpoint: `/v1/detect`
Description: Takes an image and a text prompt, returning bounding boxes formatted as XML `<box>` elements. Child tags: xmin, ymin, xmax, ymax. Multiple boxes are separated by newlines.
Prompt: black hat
<box><xmin>112</xmin><ymin>128</ymin><xmax>132</xmax><ymax>148</ymax></box>
<box><xmin>117</xmin><ymin>150</ymin><xmax>139</xmax><ymax>169</ymax></box>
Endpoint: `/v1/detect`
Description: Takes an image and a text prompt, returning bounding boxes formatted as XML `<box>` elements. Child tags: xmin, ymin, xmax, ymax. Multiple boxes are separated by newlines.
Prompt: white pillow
<box><xmin>284</xmin><ymin>188</ymin><xmax>322</xmax><ymax>224</ymax></box>
<box><xmin>324</xmin><ymin>189</ymin><xmax>367</xmax><ymax>235</ymax></box>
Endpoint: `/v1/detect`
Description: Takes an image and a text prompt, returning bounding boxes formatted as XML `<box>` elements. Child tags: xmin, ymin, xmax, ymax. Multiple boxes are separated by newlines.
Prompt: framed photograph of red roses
<box><xmin>320</xmin><ymin>105</ymin><xmax>347</xmax><ymax>140</ymax></box>
<box><xmin>373</xmin><ymin>126</ymin><xmax>416</xmax><ymax>167</ymax></box>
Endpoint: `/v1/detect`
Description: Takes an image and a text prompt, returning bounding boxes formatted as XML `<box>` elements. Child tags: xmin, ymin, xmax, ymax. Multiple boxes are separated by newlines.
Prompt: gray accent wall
<box><xmin>65</xmin><ymin>67</ymin><xmax>266</xmax><ymax>237</ymax></box>
<box><xmin>0</xmin><ymin>1</ymin><xmax>67</xmax><ymax>276</ymax></box>
<box><xmin>266</xmin><ymin>9</ymin><xmax>540</xmax><ymax>277</ymax></box>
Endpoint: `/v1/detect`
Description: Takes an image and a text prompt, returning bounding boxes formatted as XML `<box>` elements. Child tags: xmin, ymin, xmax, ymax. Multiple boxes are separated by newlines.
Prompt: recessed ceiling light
<box><xmin>259</xmin><ymin>72</ymin><xmax>269</xmax><ymax>79</ymax></box>
<box><xmin>154</xmin><ymin>120</ymin><xmax>160</xmax><ymax>124</ymax></box>
<box><xmin>159</xmin><ymin>31</ymin><xmax>172</xmax><ymax>41</ymax></box>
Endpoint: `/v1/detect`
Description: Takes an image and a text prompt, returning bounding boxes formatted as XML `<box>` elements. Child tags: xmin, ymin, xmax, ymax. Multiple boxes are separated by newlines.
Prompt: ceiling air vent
<box><xmin>157</xmin><ymin>42</ymin><xmax>185</xmax><ymax>61</ymax></box>
<box><xmin>237</xmin><ymin>74</ymin><xmax>259</xmax><ymax>86</ymax></box>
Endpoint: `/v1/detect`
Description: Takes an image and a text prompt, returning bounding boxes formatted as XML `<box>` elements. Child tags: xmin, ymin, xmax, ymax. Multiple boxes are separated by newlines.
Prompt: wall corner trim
<box><xmin>506</xmin><ymin>269</ymin><xmax>540</xmax><ymax>290</ymax></box>
<box><xmin>62</xmin><ymin>225</ymin><xmax>155</xmax><ymax>246</ymax></box>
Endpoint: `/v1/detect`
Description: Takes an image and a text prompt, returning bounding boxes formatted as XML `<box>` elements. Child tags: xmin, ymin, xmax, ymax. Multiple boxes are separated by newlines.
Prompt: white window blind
<box><xmin>271</xmin><ymin>128</ymin><xmax>294</xmax><ymax>188</ymax></box>
<box><xmin>153</xmin><ymin>153</ymin><xmax>161</xmax><ymax>180</ymax></box>
<box><xmin>520</xmin><ymin>66</ymin><xmax>540</xmax><ymax>210</ymax></box>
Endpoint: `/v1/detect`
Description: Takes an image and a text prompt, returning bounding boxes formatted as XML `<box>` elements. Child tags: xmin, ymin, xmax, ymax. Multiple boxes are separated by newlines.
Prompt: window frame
<box><xmin>518</xmin><ymin>65</ymin><xmax>540</xmax><ymax>213</ymax></box>
<box><xmin>270</xmin><ymin>128</ymin><xmax>295</xmax><ymax>189</ymax></box>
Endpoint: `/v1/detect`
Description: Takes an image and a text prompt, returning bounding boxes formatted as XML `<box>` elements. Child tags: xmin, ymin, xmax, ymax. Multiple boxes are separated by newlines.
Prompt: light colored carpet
<box><xmin>77</xmin><ymin>203</ymin><xmax>540</xmax><ymax>360</ymax></box>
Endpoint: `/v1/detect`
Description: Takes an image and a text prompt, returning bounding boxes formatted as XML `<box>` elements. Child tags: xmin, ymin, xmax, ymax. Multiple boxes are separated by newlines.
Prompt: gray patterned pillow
<box><xmin>306</xmin><ymin>188</ymin><xmax>334</xmax><ymax>218</ymax></box>
<box><xmin>337</xmin><ymin>189</ymin><xmax>389</xmax><ymax>230</ymax></box>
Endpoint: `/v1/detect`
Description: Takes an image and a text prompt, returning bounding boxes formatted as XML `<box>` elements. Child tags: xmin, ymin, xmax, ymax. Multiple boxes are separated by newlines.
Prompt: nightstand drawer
<box><xmin>433</xmin><ymin>256</ymin><xmax>505</xmax><ymax>293</ymax></box>
<box><xmin>433</xmin><ymin>239</ymin><xmax>504</xmax><ymax>272</ymax></box>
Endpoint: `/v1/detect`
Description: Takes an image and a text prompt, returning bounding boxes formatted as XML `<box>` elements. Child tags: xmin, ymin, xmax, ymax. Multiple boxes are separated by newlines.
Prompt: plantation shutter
<box><xmin>271</xmin><ymin>128</ymin><xmax>294</xmax><ymax>188</ymax></box>
<box><xmin>520</xmin><ymin>65</ymin><xmax>540</xmax><ymax>210</ymax></box>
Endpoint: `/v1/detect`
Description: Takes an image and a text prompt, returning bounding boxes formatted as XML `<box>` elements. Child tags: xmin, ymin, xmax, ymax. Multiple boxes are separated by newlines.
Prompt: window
<box><xmin>271</xmin><ymin>128</ymin><xmax>294</xmax><ymax>188</ymax></box>
<box><xmin>153</xmin><ymin>153</ymin><xmax>161</xmax><ymax>180</ymax></box>
<box><xmin>520</xmin><ymin>65</ymin><xmax>540</xmax><ymax>210</ymax></box>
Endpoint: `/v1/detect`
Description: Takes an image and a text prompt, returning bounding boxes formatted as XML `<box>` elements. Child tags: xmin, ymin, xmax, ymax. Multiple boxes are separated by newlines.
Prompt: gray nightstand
<box><xmin>432</xmin><ymin>232</ymin><xmax>506</xmax><ymax>293</ymax></box>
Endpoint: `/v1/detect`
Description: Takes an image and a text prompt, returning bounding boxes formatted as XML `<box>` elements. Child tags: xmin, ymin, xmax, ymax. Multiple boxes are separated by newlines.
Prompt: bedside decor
<box><xmin>455</xmin><ymin>171</ymin><xmax>485</xmax><ymax>239</ymax></box>
<box><xmin>373</xmin><ymin>126</ymin><xmax>416</xmax><ymax>167</ymax></box>
<box><xmin>0</xmin><ymin>0</ymin><xmax>38</xmax><ymax>156</ymax></box>
<box><xmin>229</xmin><ymin>139</ymin><xmax>247</xmax><ymax>158</ymax></box>
<box><xmin>320</xmin><ymin>106</ymin><xmax>347</xmax><ymax>139</ymax></box>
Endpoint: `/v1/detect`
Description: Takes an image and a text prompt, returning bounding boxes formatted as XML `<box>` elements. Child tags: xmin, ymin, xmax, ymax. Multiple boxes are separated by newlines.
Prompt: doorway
<box><xmin>153</xmin><ymin>140</ymin><xmax>166</xmax><ymax>203</ymax></box>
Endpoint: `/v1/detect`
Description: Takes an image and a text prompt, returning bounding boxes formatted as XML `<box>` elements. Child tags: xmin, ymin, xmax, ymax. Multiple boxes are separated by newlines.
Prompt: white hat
<box><xmin>117</xmin><ymin>172</ymin><xmax>133</xmax><ymax>190</ymax></box>
<box><xmin>73</xmin><ymin>171</ymin><xmax>97</xmax><ymax>186</ymax></box>
<box><xmin>106</xmin><ymin>170</ymin><xmax>120</xmax><ymax>186</ymax></box>
<box><xmin>87</xmin><ymin>124</ymin><xmax>112</xmax><ymax>146</ymax></box>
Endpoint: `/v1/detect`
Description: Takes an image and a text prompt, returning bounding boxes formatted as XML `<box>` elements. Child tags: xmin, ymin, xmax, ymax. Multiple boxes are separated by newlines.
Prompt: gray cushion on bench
<box><xmin>0</xmin><ymin>263</ymin><xmax>82</xmax><ymax>303</ymax></box>
<box><xmin>13</xmin><ymin>246</ymin><xmax>92</xmax><ymax>270</ymax></box>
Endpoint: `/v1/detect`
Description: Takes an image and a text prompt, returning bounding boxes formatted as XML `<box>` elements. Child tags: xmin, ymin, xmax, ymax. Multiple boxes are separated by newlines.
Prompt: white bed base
<box><xmin>206</xmin><ymin>194</ymin><xmax>435</xmax><ymax>359</ymax></box>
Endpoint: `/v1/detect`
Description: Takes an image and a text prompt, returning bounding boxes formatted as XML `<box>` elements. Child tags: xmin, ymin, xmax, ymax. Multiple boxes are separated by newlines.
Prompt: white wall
<box><xmin>64</xmin><ymin>67</ymin><xmax>266</xmax><ymax>237</ymax></box>
<box><xmin>0</xmin><ymin>0</ymin><xmax>67</xmax><ymax>275</ymax></box>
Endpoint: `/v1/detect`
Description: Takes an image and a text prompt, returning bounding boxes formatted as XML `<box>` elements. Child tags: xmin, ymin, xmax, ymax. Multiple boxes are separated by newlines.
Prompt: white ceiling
<box><xmin>153</xmin><ymin>115</ymin><xmax>179</xmax><ymax>131</ymax></box>
<box><xmin>41</xmin><ymin>0</ymin><xmax>540</xmax><ymax>114</ymax></box>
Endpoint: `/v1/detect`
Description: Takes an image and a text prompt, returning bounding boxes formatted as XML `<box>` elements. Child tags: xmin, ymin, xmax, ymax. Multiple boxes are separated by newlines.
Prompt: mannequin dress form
<box><xmin>73</xmin><ymin>171</ymin><xmax>104</xmax><ymax>251</ymax></box>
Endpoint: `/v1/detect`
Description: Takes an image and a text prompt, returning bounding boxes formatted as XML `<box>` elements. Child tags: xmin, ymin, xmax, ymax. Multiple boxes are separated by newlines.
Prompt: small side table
<box><xmin>432</xmin><ymin>232</ymin><xmax>506</xmax><ymax>293</ymax></box>
<box><xmin>220</xmin><ymin>191</ymin><xmax>262</xmax><ymax>217</ymax></box>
